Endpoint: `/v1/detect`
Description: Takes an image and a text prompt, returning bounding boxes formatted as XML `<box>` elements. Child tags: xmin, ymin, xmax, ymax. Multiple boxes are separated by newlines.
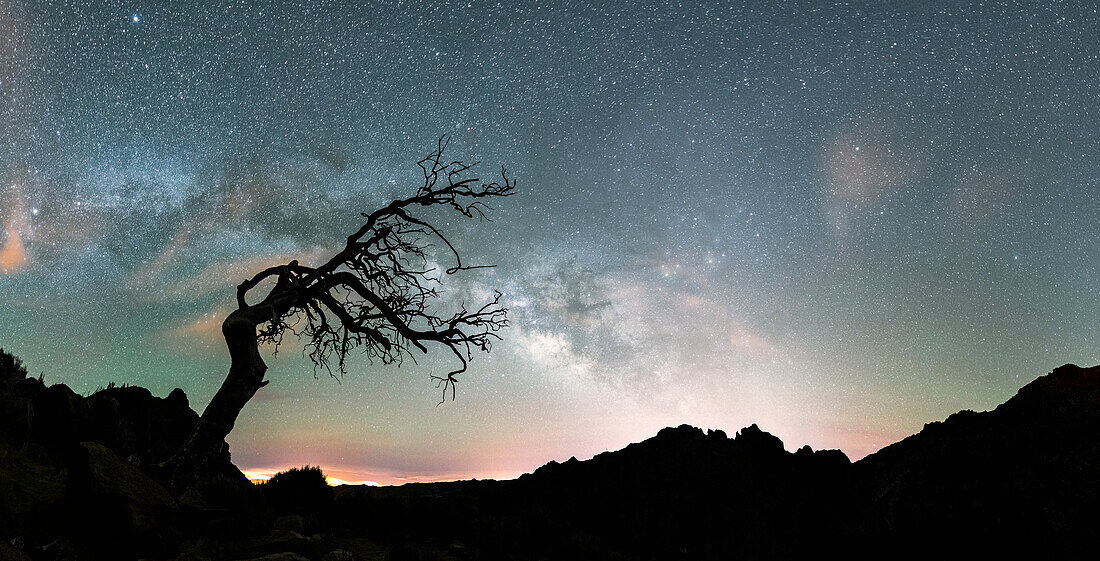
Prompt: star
<box><xmin>0</xmin><ymin>0</ymin><xmax>1094</xmax><ymax>485</ymax></box>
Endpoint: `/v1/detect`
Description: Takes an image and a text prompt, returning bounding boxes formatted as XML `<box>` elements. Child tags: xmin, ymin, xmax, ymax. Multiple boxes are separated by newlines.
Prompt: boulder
<box><xmin>273</xmin><ymin>514</ymin><xmax>307</xmax><ymax>533</ymax></box>
<box><xmin>246</xmin><ymin>529</ymin><xmax>322</xmax><ymax>558</ymax></box>
<box><xmin>234</xmin><ymin>554</ymin><xmax>311</xmax><ymax>561</ymax></box>
<box><xmin>0</xmin><ymin>448</ymin><xmax>67</xmax><ymax>541</ymax></box>
<box><xmin>66</xmin><ymin>442</ymin><xmax>180</xmax><ymax>558</ymax></box>
<box><xmin>0</xmin><ymin>397</ymin><xmax>33</xmax><ymax>444</ymax></box>
<box><xmin>0</xmin><ymin>541</ymin><xmax>31</xmax><ymax>561</ymax></box>
<box><xmin>72</xmin><ymin>442</ymin><xmax>177</xmax><ymax>524</ymax></box>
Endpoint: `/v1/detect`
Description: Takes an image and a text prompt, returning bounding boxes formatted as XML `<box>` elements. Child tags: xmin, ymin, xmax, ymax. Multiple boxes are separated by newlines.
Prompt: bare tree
<box><xmin>163</xmin><ymin>138</ymin><xmax>514</xmax><ymax>490</ymax></box>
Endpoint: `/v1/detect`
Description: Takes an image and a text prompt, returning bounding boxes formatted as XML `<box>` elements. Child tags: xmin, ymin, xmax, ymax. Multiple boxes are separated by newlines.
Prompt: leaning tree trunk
<box><xmin>159</xmin><ymin>140</ymin><xmax>513</xmax><ymax>491</ymax></box>
<box><xmin>163</xmin><ymin>308</ymin><xmax>268</xmax><ymax>492</ymax></box>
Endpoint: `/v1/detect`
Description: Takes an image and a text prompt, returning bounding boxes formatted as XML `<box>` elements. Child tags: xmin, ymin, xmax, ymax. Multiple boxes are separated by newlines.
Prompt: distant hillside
<box><xmin>335</xmin><ymin>363</ymin><xmax>1099</xmax><ymax>559</ymax></box>
<box><xmin>854</xmin><ymin>363</ymin><xmax>1100</xmax><ymax>557</ymax></box>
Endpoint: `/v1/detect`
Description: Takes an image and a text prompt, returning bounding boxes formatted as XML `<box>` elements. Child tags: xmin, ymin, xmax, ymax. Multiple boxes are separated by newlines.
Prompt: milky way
<box><xmin>1</xmin><ymin>1</ymin><xmax>1097</xmax><ymax>484</ymax></box>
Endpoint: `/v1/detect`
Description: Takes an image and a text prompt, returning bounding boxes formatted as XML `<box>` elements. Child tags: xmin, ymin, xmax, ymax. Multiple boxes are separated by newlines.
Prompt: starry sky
<box><xmin>1</xmin><ymin>1</ymin><xmax>1097</xmax><ymax>485</ymax></box>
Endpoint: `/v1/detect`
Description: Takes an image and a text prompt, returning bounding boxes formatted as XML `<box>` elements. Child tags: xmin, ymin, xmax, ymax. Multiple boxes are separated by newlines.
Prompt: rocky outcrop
<box><xmin>233</xmin><ymin>553</ymin><xmax>311</xmax><ymax>561</ymax></box>
<box><xmin>0</xmin><ymin>349</ymin><xmax>256</xmax><ymax>559</ymax></box>
<box><xmin>335</xmin><ymin>364</ymin><xmax>1098</xmax><ymax>560</ymax></box>
<box><xmin>0</xmin><ymin>349</ymin><xmax>239</xmax><ymax>480</ymax></box>
<box><xmin>0</xmin><ymin>540</ymin><xmax>32</xmax><ymax>561</ymax></box>
<box><xmin>70</xmin><ymin>442</ymin><xmax>178</xmax><ymax>529</ymax></box>
<box><xmin>63</xmin><ymin>442</ymin><xmax>181</xmax><ymax>559</ymax></box>
<box><xmin>83</xmin><ymin>386</ymin><xmax>200</xmax><ymax>465</ymax></box>
<box><xmin>244</xmin><ymin>530</ymin><xmax>323</xmax><ymax>559</ymax></box>
<box><xmin>854</xmin><ymin>363</ymin><xmax>1100</xmax><ymax>557</ymax></box>
<box><xmin>479</xmin><ymin>422</ymin><xmax>856</xmax><ymax>559</ymax></box>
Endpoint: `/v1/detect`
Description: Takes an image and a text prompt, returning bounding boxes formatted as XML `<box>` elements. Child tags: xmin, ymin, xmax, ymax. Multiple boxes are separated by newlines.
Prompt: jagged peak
<box><xmin>733</xmin><ymin>423</ymin><xmax>786</xmax><ymax>453</ymax></box>
<box><xmin>655</xmin><ymin>423</ymin><xmax>706</xmax><ymax>439</ymax></box>
<box><xmin>167</xmin><ymin>387</ymin><xmax>190</xmax><ymax>409</ymax></box>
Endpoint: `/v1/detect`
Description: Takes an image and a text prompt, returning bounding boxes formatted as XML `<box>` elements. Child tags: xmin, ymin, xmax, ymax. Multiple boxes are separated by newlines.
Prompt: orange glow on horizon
<box><xmin>241</xmin><ymin>465</ymin><xmax>522</xmax><ymax>487</ymax></box>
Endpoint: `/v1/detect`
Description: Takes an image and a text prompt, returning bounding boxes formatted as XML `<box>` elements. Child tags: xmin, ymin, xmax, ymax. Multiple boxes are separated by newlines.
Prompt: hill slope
<box><xmin>336</xmin><ymin>363</ymin><xmax>1099</xmax><ymax>559</ymax></box>
<box><xmin>3</xmin><ymin>348</ymin><xmax>1097</xmax><ymax>560</ymax></box>
<box><xmin>855</xmin><ymin>363</ymin><xmax>1100</xmax><ymax>556</ymax></box>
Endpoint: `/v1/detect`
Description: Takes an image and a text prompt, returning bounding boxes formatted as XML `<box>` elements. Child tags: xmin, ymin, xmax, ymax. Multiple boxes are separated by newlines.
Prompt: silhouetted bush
<box><xmin>0</xmin><ymin>348</ymin><xmax>28</xmax><ymax>381</ymax></box>
<box><xmin>261</xmin><ymin>465</ymin><xmax>334</xmax><ymax>515</ymax></box>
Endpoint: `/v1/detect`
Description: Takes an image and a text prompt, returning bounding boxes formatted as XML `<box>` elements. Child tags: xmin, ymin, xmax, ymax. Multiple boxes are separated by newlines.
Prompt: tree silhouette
<box><xmin>164</xmin><ymin>138</ymin><xmax>514</xmax><ymax>490</ymax></box>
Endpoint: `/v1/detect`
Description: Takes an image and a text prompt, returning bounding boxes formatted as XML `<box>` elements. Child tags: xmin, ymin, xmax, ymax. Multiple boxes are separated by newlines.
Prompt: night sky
<box><xmin>1</xmin><ymin>1</ymin><xmax>1097</xmax><ymax>485</ymax></box>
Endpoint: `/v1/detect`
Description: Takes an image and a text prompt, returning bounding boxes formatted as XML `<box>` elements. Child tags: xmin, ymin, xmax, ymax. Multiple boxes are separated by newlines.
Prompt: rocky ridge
<box><xmin>2</xmin><ymin>349</ymin><xmax>1097</xmax><ymax>560</ymax></box>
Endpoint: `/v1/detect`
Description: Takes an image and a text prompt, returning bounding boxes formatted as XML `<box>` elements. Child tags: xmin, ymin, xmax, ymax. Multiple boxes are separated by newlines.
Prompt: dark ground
<box><xmin>2</xmin><ymin>349</ymin><xmax>1097</xmax><ymax>560</ymax></box>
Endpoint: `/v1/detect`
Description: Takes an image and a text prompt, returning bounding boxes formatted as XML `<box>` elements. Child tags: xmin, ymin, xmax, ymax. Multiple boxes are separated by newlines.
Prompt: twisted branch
<box><xmin>237</xmin><ymin>137</ymin><xmax>514</xmax><ymax>400</ymax></box>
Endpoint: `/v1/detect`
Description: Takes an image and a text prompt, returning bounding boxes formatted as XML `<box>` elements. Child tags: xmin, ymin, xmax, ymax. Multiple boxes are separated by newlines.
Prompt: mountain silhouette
<box><xmin>2</xmin><ymin>348</ymin><xmax>1097</xmax><ymax>560</ymax></box>
<box><xmin>855</xmin><ymin>363</ymin><xmax>1099</xmax><ymax>557</ymax></box>
<box><xmin>335</xmin><ymin>363</ymin><xmax>1099</xmax><ymax>559</ymax></box>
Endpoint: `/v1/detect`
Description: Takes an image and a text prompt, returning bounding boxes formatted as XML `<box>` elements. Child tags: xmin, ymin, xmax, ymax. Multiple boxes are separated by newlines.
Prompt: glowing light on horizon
<box><xmin>241</xmin><ymin>467</ymin><xmax>380</xmax><ymax>486</ymax></box>
<box><xmin>325</xmin><ymin>476</ymin><xmax>380</xmax><ymax>487</ymax></box>
<box><xmin>240</xmin><ymin>464</ymin><xmax>525</xmax><ymax>487</ymax></box>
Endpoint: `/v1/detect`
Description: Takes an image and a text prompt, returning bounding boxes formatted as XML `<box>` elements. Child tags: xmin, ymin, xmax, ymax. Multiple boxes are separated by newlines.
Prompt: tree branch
<box><xmin>235</xmin><ymin>137</ymin><xmax>513</xmax><ymax>397</ymax></box>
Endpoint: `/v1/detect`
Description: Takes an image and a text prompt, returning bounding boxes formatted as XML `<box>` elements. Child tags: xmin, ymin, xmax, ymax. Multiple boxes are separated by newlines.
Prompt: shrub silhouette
<box><xmin>0</xmin><ymin>348</ymin><xmax>28</xmax><ymax>380</ymax></box>
<box><xmin>261</xmin><ymin>465</ymin><xmax>334</xmax><ymax>515</ymax></box>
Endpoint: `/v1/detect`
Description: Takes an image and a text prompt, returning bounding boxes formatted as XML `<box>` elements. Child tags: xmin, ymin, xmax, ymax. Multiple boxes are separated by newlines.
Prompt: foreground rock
<box><xmin>233</xmin><ymin>554</ymin><xmax>310</xmax><ymax>561</ymax></box>
<box><xmin>65</xmin><ymin>442</ymin><xmax>180</xmax><ymax>557</ymax></box>
<box><xmin>0</xmin><ymin>349</ymin><xmax>257</xmax><ymax>560</ymax></box>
